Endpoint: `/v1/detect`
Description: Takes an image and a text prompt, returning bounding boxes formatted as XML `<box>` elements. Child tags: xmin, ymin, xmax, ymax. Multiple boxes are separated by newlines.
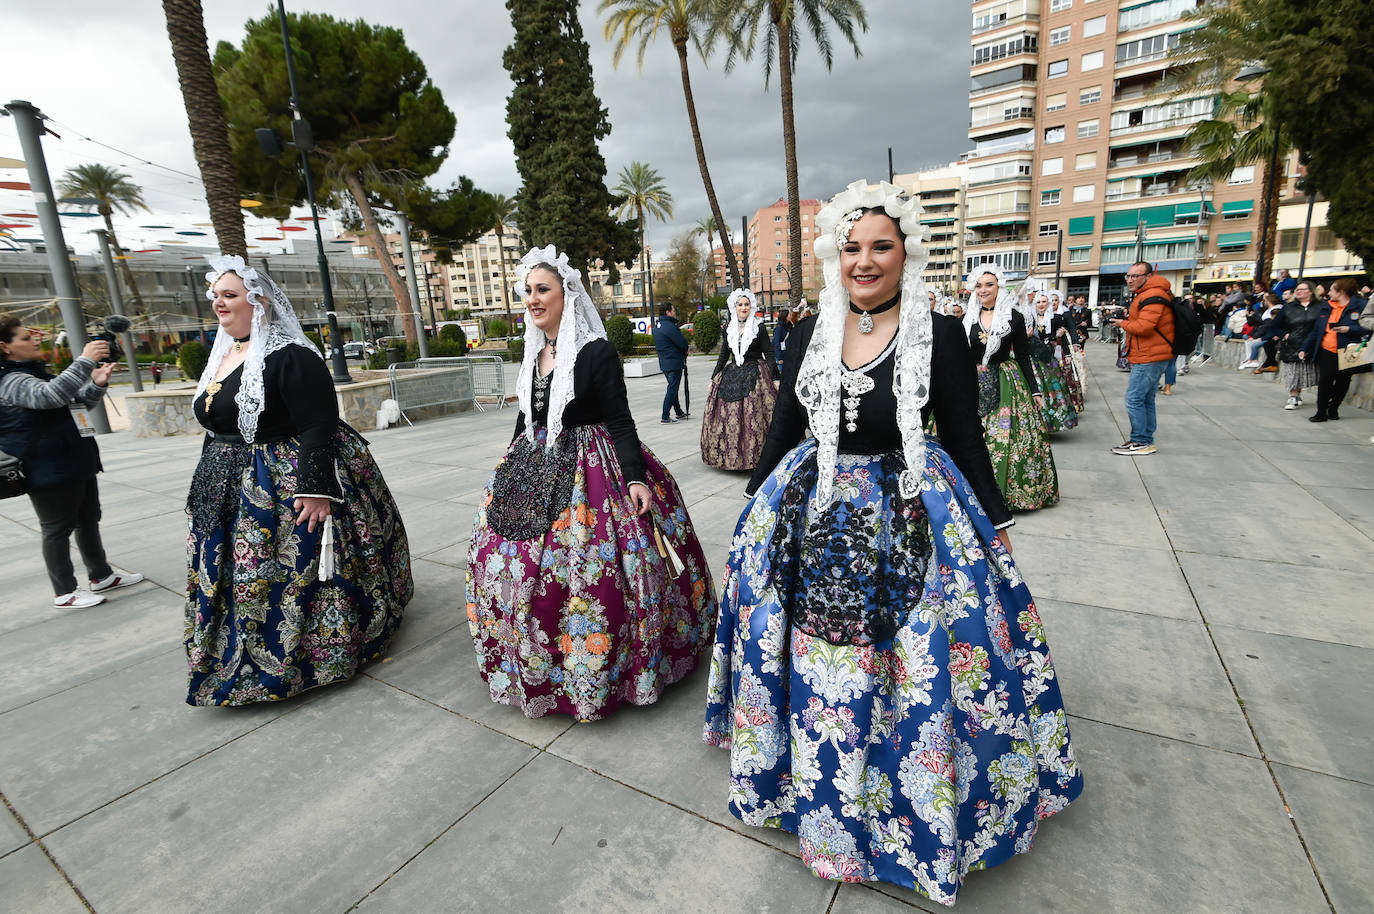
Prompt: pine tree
<box><xmin>504</xmin><ymin>0</ymin><xmax>640</xmax><ymax>286</ymax></box>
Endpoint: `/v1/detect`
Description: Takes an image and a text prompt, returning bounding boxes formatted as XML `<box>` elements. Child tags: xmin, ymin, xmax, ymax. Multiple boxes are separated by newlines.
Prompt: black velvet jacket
<box><xmin>713</xmin><ymin>324</ymin><xmax>776</xmax><ymax>377</ymax></box>
<box><xmin>969</xmin><ymin>310</ymin><xmax>1039</xmax><ymax>394</ymax></box>
<box><xmin>1032</xmin><ymin>313</ymin><xmax>1081</xmax><ymax>348</ymax></box>
<box><xmin>513</xmin><ymin>338</ymin><xmax>647</xmax><ymax>487</ymax></box>
<box><xmin>193</xmin><ymin>344</ymin><xmax>342</xmax><ymax>499</ymax></box>
<box><xmin>746</xmin><ymin>313</ymin><xmax>1013</xmax><ymax>527</ymax></box>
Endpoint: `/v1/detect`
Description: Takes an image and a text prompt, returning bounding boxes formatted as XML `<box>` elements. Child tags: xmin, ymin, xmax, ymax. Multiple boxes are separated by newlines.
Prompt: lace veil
<box><xmin>1031</xmin><ymin>291</ymin><xmax>1055</xmax><ymax>334</ymax></box>
<box><xmin>198</xmin><ymin>255</ymin><xmax>320</xmax><ymax>443</ymax></box>
<box><xmin>963</xmin><ymin>264</ymin><xmax>1017</xmax><ymax>366</ymax></box>
<box><xmin>724</xmin><ymin>288</ymin><xmax>761</xmax><ymax>367</ymax></box>
<box><xmin>800</xmin><ymin>179</ymin><xmax>931</xmax><ymax>507</ymax></box>
<box><xmin>514</xmin><ymin>245</ymin><xmax>607</xmax><ymax>445</ymax></box>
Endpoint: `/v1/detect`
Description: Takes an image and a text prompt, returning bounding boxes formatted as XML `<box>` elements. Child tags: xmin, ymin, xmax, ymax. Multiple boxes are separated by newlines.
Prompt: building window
<box><xmin>1043</xmin><ymin>157</ymin><xmax>1064</xmax><ymax>176</ymax></box>
<box><xmin>1039</xmin><ymin>222</ymin><xmax>1060</xmax><ymax>236</ymax></box>
<box><xmin>1116</xmin><ymin>32</ymin><xmax>1182</xmax><ymax>67</ymax></box>
<box><xmin>1037</xmin><ymin>250</ymin><xmax>1059</xmax><ymax>266</ymax></box>
<box><xmin>1073</xmin><ymin>183</ymin><xmax>1096</xmax><ymax>203</ymax></box>
<box><xmin>1084</xmin><ymin>15</ymin><xmax>1107</xmax><ymax>36</ymax></box>
<box><xmin>1044</xmin><ymin>126</ymin><xmax>1065</xmax><ymax>144</ymax></box>
<box><xmin>1119</xmin><ymin>0</ymin><xmax>1200</xmax><ymax>34</ymax></box>
<box><xmin>1081</xmin><ymin>50</ymin><xmax>1104</xmax><ymax>72</ymax></box>
<box><xmin>1075</xmin><ymin>151</ymin><xmax>1098</xmax><ymax>170</ymax></box>
<box><xmin>1049</xmin><ymin>26</ymin><xmax>1071</xmax><ymax>46</ymax></box>
<box><xmin>1049</xmin><ymin>0</ymin><xmax>1072</xmax><ymax>11</ymax></box>
<box><xmin>1068</xmin><ymin>246</ymin><xmax>1092</xmax><ymax>264</ymax></box>
<box><xmin>973</xmin><ymin>34</ymin><xmax>1039</xmax><ymax>66</ymax></box>
<box><xmin>1049</xmin><ymin>59</ymin><xmax>1069</xmax><ymax>78</ymax></box>
<box><xmin>1228</xmin><ymin>165</ymin><xmax>1255</xmax><ymax>184</ymax></box>
<box><xmin>1042</xmin><ymin>189</ymin><xmax>1062</xmax><ymax>206</ymax></box>
<box><xmin>1078</xmin><ymin>118</ymin><xmax>1100</xmax><ymax>139</ymax></box>
<box><xmin>1045</xmin><ymin>92</ymin><xmax>1068</xmax><ymax>112</ymax></box>
<box><xmin>1080</xmin><ymin>85</ymin><xmax>1102</xmax><ymax>105</ymax></box>
<box><xmin>1107</xmin><ymin>177</ymin><xmax>1142</xmax><ymax>201</ymax></box>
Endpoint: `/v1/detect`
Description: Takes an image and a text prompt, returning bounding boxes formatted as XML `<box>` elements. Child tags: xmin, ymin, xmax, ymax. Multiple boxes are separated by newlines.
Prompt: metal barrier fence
<box><xmin>386</xmin><ymin>356</ymin><xmax>508</xmax><ymax>426</ymax></box>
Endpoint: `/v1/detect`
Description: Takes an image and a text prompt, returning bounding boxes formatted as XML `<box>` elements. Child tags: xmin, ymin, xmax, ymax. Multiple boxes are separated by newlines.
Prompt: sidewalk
<box><xmin>1</xmin><ymin>348</ymin><xmax>1369</xmax><ymax>913</ymax></box>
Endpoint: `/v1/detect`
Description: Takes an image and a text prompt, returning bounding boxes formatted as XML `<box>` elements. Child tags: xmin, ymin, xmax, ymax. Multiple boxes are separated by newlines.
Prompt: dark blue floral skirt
<box><xmin>184</xmin><ymin>424</ymin><xmax>412</xmax><ymax>706</ymax></box>
<box><xmin>703</xmin><ymin>437</ymin><xmax>1082</xmax><ymax>904</ymax></box>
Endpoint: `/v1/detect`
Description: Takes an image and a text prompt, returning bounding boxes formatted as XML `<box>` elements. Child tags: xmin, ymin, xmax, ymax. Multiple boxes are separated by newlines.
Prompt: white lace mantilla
<box><xmin>963</xmin><ymin>263</ymin><xmax>1017</xmax><ymax>366</ymax></box>
<box><xmin>798</xmin><ymin>179</ymin><xmax>932</xmax><ymax>506</ymax></box>
<box><xmin>725</xmin><ymin>288</ymin><xmax>761</xmax><ymax>367</ymax></box>
<box><xmin>198</xmin><ymin>255</ymin><xmax>320</xmax><ymax>443</ymax></box>
<box><xmin>514</xmin><ymin>245</ymin><xmax>607</xmax><ymax>445</ymax></box>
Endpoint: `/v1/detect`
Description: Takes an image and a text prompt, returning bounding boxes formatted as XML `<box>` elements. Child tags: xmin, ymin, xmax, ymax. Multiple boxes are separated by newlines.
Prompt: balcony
<box><xmin>972</xmin><ymin>12</ymin><xmax>1039</xmax><ymax>37</ymax></box>
<box><xmin>1108</xmin><ymin>148</ymin><xmax>1195</xmax><ymax>169</ymax></box>
<box><xmin>1109</xmin><ymin>112</ymin><xmax>1208</xmax><ymax>138</ymax></box>
<box><xmin>969</xmin><ymin>79</ymin><xmax>1037</xmax><ymax>101</ymax></box>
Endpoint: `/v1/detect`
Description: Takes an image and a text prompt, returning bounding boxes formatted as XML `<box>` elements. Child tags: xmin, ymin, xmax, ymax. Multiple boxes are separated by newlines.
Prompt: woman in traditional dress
<box><xmin>703</xmin><ymin>181</ymin><xmax>1082</xmax><ymax>905</ymax></box>
<box><xmin>185</xmin><ymin>256</ymin><xmax>411</xmax><ymax>706</ymax></box>
<box><xmin>701</xmin><ymin>288</ymin><xmax>778</xmax><ymax>470</ymax></box>
<box><xmin>1052</xmin><ymin>293</ymin><xmax>1088</xmax><ymax>413</ymax></box>
<box><xmin>1026</xmin><ymin>292</ymin><xmax>1080</xmax><ymax>432</ymax></box>
<box><xmin>965</xmin><ymin>269</ymin><xmax>1059</xmax><ymax>510</ymax></box>
<box><xmin>467</xmin><ymin>246</ymin><xmax>716</xmax><ymax>721</ymax></box>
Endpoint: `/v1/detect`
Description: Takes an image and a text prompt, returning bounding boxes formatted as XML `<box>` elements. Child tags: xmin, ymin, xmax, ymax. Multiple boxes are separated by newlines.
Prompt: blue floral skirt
<box><xmin>185</xmin><ymin>424</ymin><xmax>412</xmax><ymax>706</ymax></box>
<box><xmin>703</xmin><ymin>437</ymin><xmax>1082</xmax><ymax>905</ymax></box>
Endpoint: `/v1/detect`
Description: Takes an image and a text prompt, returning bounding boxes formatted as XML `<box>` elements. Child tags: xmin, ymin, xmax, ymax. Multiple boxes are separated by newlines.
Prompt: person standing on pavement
<box><xmin>0</xmin><ymin>318</ymin><xmax>143</xmax><ymax>607</ymax></box>
<box><xmin>1300</xmin><ymin>277</ymin><xmax>1371</xmax><ymax>422</ymax></box>
<box><xmin>1111</xmin><ymin>261</ymin><xmax>1175</xmax><ymax>456</ymax></box>
<box><xmin>653</xmin><ymin>302</ymin><xmax>689</xmax><ymax>424</ymax></box>
<box><xmin>1272</xmin><ymin>280</ymin><xmax>1322</xmax><ymax>410</ymax></box>
<box><xmin>149</xmin><ymin>361</ymin><xmax>162</xmax><ymax>387</ymax></box>
<box><xmin>700</xmin><ymin>288</ymin><xmax>777</xmax><ymax>470</ymax></box>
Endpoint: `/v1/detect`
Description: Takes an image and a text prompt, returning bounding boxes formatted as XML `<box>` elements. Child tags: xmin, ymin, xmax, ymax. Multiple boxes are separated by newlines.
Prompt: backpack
<box><xmin>1140</xmin><ymin>294</ymin><xmax>1202</xmax><ymax>357</ymax></box>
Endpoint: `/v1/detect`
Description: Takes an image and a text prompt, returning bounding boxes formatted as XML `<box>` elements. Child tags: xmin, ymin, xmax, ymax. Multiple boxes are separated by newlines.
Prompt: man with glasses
<box><xmin>1109</xmin><ymin>261</ymin><xmax>1176</xmax><ymax>455</ymax></box>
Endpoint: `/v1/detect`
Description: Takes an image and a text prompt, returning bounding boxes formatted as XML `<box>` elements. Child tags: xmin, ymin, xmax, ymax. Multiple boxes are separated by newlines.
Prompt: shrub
<box><xmin>507</xmin><ymin>338</ymin><xmax>524</xmax><ymax>363</ymax></box>
<box><xmin>631</xmin><ymin>332</ymin><xmax>655</xmax><ymax>349</ymax></box>
<box><xmin>438</xmin><ymin>324</ymin><xmax>467</xmax><ymax>350</ymax></box>
<box><xmin>178</xmin><ymin>340</ymin><xmax>210</xmax><ymax>382</ymax></box>
<box><xmin>304</xmin><ymin>330</ymin><xmax>325</xmax><ymax>353</ymax></box>
<box><xmin>486</xmin><ymin>317</ymin><xmax>509</xmax><ymax>339</ymax></box>
<box><xmin>692</xmin><ymin>310</ymin><xmax>719</xmax><ymax>353</ymax></box>
<box><xmin>605</xmin><ymin>314</ymin><xmax>634</xmax><ymax>357</ymax></box>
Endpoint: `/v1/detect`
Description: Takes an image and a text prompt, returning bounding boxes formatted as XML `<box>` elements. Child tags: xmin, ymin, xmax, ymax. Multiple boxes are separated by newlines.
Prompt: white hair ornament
<box><xmin>724</xmin><ymin>288</ymin><xmax>762</xmax><ymax>368</ymax></box>
<box><xmin>963</xmin><ymin>263</ymin><xmax>1018</xmax><ymax>366</ymax></box>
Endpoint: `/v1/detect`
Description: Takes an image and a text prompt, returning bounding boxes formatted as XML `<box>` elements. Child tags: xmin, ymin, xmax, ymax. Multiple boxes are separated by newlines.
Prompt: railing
<box><xmin>1109</xmin><ymin>113</ymin><xmax>1208</xmax><ymax>138</ymax></box>
<box><xmin>385</xmin><ymin>355</ymin><xmax>508</xmax><ymax>425</ymax></box>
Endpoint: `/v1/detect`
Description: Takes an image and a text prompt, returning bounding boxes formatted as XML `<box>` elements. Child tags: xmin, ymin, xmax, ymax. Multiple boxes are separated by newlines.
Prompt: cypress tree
<box><xmin>504</xmin><ymin>0</ymin><xmax>640</xmax><ymax>282</ymax></box>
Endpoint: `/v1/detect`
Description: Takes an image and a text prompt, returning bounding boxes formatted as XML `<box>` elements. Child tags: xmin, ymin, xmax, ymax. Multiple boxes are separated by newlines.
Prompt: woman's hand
<box><xmin>293</xmin><ymin>496</ymin><xmax>332</xmax><ymax>533</ymax></box>
<box><xmin>999</xmin><ymin>528</ymin><xmax>1014</xmax><ymax>554</ymax></box>
<box><xmin>1033</xmin><ymin>392</ymin><xmax>1045</xmax><ymax>406</ymax></box>
<box><xmin>1298</xmin><ymin>351</ymin><xmax>1307</xmax><ymax>361</ymax></box>
<box><xmin>628</xmin><ymin>482</ymin><xmax>652</xmax><ymax>516</ymax></box>
<box><xmin>80</xmin><ymin>340</ymin><xmax>110</xmax><ymax>363</ymax></box>
<box><xmin>90</xmin><ymin>361</ymin><xmax>116</xmax><ymax>386</ymax></box>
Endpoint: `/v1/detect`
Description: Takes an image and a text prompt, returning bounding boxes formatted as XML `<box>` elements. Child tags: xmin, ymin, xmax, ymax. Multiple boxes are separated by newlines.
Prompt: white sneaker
<box><xmin>54</xmin><ymin>589</ymin><xmax>106</xmax><ymax>608</ymax></box>
<box><xmin>1238</xmin><ymin>360</ymin><xmax>1258</xmax><ymax>370</ymax></box>
<box><xmin>1284</xmin><ymin>397</ymin><xmax>1298</xmax><ymax>410</ymax></box>
<box><xmin>90</xmin><ymin>569</ymin><xmax>145</xmax><ymax>593</ymax></box>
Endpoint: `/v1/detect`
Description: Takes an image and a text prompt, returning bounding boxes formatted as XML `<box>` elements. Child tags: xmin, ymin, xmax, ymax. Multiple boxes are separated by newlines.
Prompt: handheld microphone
<box><xmin>96</xmin><ymin>315</ymin><xmax>131</xmax><ymax>363</ymax></box>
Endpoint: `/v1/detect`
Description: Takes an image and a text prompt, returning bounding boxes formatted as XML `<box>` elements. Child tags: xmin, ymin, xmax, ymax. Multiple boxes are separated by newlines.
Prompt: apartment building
<box><xmin>746</xmin><ymin>197</ymin><xmax>823</xmax><ymax>310</ymax></box>
<box><xmin>969</xmin><ymin>0</ymin><xmax>1267</xmax><ymax>304</ymax></box>
<box><xmin>443</xmin><ymin>224</ymin><xmax>523</xmax><ymax>320</ymax></box>
<box><xmin>709</xmin><ymin>244</ymin><xmax>745</xmax><ymax>295</ymax></box>
<box><xmin>894</xmin><ymin>164</ymin><xmax>970</xmax><ymax>296</ymax></box>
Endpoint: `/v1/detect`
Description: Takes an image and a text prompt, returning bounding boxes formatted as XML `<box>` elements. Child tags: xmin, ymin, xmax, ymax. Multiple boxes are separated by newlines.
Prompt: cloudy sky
<box><xmin>1</xmin><ymin>0</ymin><xmax>970</xmax><ymax>257</ymax></box>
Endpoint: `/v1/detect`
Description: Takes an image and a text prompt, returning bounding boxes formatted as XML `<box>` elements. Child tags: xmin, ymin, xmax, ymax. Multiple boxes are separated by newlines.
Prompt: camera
<box><xmin>93</xmin><ymin>315</ymin><xmax>131</xmax><ymax>365</ymax></box>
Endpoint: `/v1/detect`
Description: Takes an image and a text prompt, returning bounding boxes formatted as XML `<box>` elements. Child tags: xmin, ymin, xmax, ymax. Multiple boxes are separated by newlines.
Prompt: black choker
<box><xmin>980</xmin><ymin>305</ymin><xmax>997</xmax><ymax>312</ymax></box>
<box><xmin>849</xmin><ymin>293</ymin><xmax>900</xmax><ymax>334</ymax></box>
<box><xmin>232</xmin><ymin>334</ymin><xmax>250</xmax><ymax>353</ymax></box>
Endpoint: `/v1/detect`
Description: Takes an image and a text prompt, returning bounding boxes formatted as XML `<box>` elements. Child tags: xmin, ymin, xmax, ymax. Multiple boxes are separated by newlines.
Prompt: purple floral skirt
<box><xmin>701</xmin><ymin>358</ymin><xmax>778</xmax><ymax>471</ymax></box>
<box><xmin>466</xmin><ymin>423</ymin><xmax>717</xmax><ymax>721</ymax></box>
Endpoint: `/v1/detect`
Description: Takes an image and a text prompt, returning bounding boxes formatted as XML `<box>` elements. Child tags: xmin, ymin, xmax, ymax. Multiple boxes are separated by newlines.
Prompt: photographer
<box><xmin>0</xmin><ymin>318</ymin><xmax>142</xmax><ymax>607</ymax></box>
<box><xmin>1110</xmin><ymin>262</ymin><xmax>1175</xmax><ymax>456</ymax></box>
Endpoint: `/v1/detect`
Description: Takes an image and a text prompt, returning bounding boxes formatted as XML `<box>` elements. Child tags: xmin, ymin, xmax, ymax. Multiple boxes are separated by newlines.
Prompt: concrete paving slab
<box><xmin>1036</xmin><ymin>599</ymin><xmax>1256</xmax><ymax>755</ymax></box>
<box><xmin>0</xmin><ymin>801</ymin><xmax>30</xmax><ymax>858</ymax></box>
<box><xmin>1015</xmin><ymin>494</ymin><xmax>1171</xmax><ymax>550</ymax></box>
<box><xmin>1007</xmin><ymin>532</ymin><xmax>1198</xmax><ymax>621</ymax></box>
<box><xmin>390</xmin><ymin>499</ymin><xmax>472</xmax><ymax>558</ymax></box>
<box><xmin>44</xmin><ymin>677</ymin><xmax>536</xmax><ymax>914</ymax></box>
<box><xmin>0</xmin><ymin>845</ymin><xmax>88</xmax><ymax>914</ymax></box>
<box><xmin>832</xmin><ymin>884</ymin><xmax>930</xmax><ymax>913</ymax></box>
<box><xmin>0</xmin><ymin>586</ymin><xmax>181</xmax><ymax>714</ymax></box>
<box><xmin>1211</xmin><ymin>626</ymin><xmax>1374</xmax><ymax>784</ymax></box>
<box><xmin>0</xmin><ymin>647</ymin><xmax>287</xmax><ymax>835</ymax></box>
<box><xmin>1268</xmin><ymin>457</ymin><xmax>1374</xmax><ymax>491</ymax></box>
<box><xmin>379</xmin><ymin>556</ymin><xmax>466</xmax><ymax>659</ymax></box>
<box><xmin>1273</xmin><ymin>764</ymin><xmax>1374</xmax><ymax>913</ymax></box>
<box><xmin>367</xmin><ymin>625</ymin><xmax>574</xmax><ymax>749</ymax></box>
<box><xmin>1177</xmin><ymin>552</ymin><xmax>1374</xmax><ymax>649</ymax></box>
<box><xmin>870</xmin><ymin>718</ymin><xmax>1327</xmax><ymax>913</ymax></box>
<box><xmin>1304</xmin><ymin>484</ymin><xmax>1374</xmax><ymax>538</ymax></box>
<box><xmin>355</xmin><ymin>752</ymin><xmax>836</xmax><ymax>914</ymax></box>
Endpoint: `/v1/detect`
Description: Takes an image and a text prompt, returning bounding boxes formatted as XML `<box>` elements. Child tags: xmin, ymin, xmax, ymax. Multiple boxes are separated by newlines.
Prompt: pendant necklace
<box><xmin>232</xmin><ymin>334</ymin><xmax>250</xmax><ymax>354</ymax></box>
<box><xmin>978</xmin><ymin>306</ymin><xmax>996</xmax><ymax>344</ymax></box>
<box><xmin>849</xmin><ymin>292</ymin><xmax>900</xmax><ymax>334</ymax></box>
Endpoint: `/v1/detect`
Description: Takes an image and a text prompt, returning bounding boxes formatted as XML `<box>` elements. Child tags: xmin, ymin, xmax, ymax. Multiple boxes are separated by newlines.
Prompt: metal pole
<box><xmin>741</xmin><ymin>216</ymin><xmax>749</xmax><ymax>286</ymax></box>
<box><xmin>276</xmin><ymin>0</ymin><xmax>352</xmax><ymax>384</ymax></box>
<box><xmin>646</xmin><ymin>241</ymin><xmax>655</xmax><ymax>311</ymax></box>
<box><xmin>1187</xmin><ymin>187</ymin><xmax>1206</xmax><ymax>294</ymax></box>
<box><xmin>887</xmin><ymin>146</ymin><xmax>895</xmax><ymax>183</ymax></box>
<box><xmin>95</xmin><ymin>230</ymin><xmax>142</xmax><ymax>392</ymax></box>
<box><xmin>1054</xmin><ymin>229</ymin><xmax>1063</xmax><ymax>288</ymax></box>
<box><xmin>1297</xmin><ymin>189</ymin><xmax>1316</xmax><ymax>279</ymax></box>
<box><xmin>1254</xmin><ymin>121</ymin><xmax>1281</xmax><ymax>289</ymax></box>
<box><xmin>421</xmin><ymin>260</ymin><xmax>440</xmax><ymax>339</ymax></box>
<box><xmin>397</xmin><ymin>215</ymin><xmax>429</xmax><ymax>359</ymax></box>
<box><xmin>4</xmin><ymin>99</ymin><xmax>110</xmax><ymax>433</ymax></box>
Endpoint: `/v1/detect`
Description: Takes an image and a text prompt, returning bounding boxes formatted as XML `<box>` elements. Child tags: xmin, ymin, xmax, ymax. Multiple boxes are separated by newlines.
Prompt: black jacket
<box><xmin>0</xmin><ymin>359</ymin><xmax>102</xmax><ymax>490</ymax></box>
<box><xmin>1300</xmin><ymin>299</ymin><xmax>1371</xmax><ymax>357</ymax></box>
<box><xmin>746</xmin><ymin>314</ymin><xmax>1012</xmax><ymax>528</ymax></box>
<box><xmin>513</xmin><ymin>338</ymin><xmax>647</xmax><ymax>486</ymax></box>
<box><xmin>969</xmin><ymin>310</ymin><xmax>1040</xmax><ymax>394</ymax></box>
<box><xmin>713</xmin><ymin>324</ymin><xmax>776</xmax><ymax>378</ymax></box>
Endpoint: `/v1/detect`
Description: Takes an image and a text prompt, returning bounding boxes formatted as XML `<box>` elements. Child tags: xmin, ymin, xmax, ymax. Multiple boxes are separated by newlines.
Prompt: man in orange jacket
<box><xmin>1109</xmin><ymin>261</ymin><xmax>1175</xmax><ymax>455</ymax></box>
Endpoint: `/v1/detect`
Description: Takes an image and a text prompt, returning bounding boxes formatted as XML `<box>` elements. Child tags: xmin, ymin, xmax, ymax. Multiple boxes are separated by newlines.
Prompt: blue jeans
<box><xmin>662</xmin><ymin>369</ymin><xmax>685</xmax><ymax>420</ymax></box>
<box><xmin>1125</xmin><ymin>359</ymin><xmax>1170</xmax><ymax>445</ymax></box>
<box><xmin>1163</xmin><ymin>356</ymin><xmax>1177</xmax><ymax>386</ymax></box>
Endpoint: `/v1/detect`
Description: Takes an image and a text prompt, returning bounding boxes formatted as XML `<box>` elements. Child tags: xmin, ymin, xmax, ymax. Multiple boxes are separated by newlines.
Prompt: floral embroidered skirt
<box><xmin>701</xmin><ymin>358</ymin><xmax>778</xmax><ymax>471</ymax></box>
<box><xmin>184</xmin><ymin>425</ymin><xmax>412</xmax><ymax>706</ymax></box>
<box><xmin>979</xmin><ymin>362</ymin><xmax>1059</xmax><ymax>511</ymax></box>
<box><xmin>1027</xmin><ymin>345</ymin><xmax>1080</xmax><ymax>433</ymax></box>
<box><xmin>702</xmin><ymin>438</ymin><xmax>1082</xmax><ymax>904</ymax></box>
<box><xmin>1059</xmin><ymin>348</ymin><xmax>1086</xmax><ymax>413</ymax></box>
<box><xmin>467</xmin><ymin>423</ymin><xmax>717</xmax><ymax>721</ymax></box>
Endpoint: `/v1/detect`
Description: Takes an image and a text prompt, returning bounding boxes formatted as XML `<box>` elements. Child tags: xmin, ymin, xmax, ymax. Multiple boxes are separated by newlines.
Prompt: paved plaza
<box><xmin>1</xmin><ymin>345</ymin><xmax>1370</xmax><ymax>913</ymax></box>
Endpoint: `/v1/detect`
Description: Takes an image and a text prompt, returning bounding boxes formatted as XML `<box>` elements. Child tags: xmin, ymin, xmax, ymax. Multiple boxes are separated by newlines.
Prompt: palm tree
<box><xmin>693</xmin><ymin>215</ymin><xmax>720</xmax><ymax>291</ymax></box>
<box><xmin>161</xmin><ymin>0</ymin><xmax>247</xmax><ymax>257</ymax></box>
<box><xmin>599</xmin><ymin>0</ymin><xmax>743</xmax><ymax>289</ymax></box>
<box><xmin>613</xmin><ymin>162</ymin><xmax>674</xmax><ymax>312</ymax></box>
<box><xmin>489</xmin><ymin>194</ymin><xmax>519</xmax><ymax>333</ymax></box>
<box><xmin>712</xmin><ymin>0</ymin><xmax>867</xmax><ymax>309</ymax></box>
<box><xmin>56</xmin><ymin>164</ymin><xmax>156</xmax><ymax>351</ymax></box>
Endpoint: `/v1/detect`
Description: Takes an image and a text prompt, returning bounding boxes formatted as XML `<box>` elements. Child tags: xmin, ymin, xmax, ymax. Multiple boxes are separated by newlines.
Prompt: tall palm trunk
<box><xmin>673</xmin><ymin>30</ymin><xmax>741</xmax><ymax>289</ymax></box>
<box><xmin>100</xmin><ymin>206</ymin><xmax>159</xmax><ymax>355</ymax></box>
<box><xmin>162</xmin><ymin>0</ymin><xmax>247</xmax><ymax>258</ymax></box>
<box><xmin>343</xmin><ymin>171</ymin><xmax>417</xmax><ymax>343</ymax></box>
<box><xmin>494</xmin><ymin>223</ymin><xmax>514</xmax><ymax>332</ymax></box>
<box><xmin>1260</xmin><ymin>156</ymin><xmax>1282</xmax><ymax>285</ymax></box>
<box><xmin>638</xmin><ymin>202</ymin><xmax>649</xmax><ymax>313</ymax></box>
<box><xmin>774</xmin><ymin>10</ymin><xmax>804</xmax><ymax>310</ymax></box>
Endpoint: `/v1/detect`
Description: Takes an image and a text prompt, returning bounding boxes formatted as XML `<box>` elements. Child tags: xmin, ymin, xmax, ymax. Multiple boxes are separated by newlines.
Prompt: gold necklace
<box><xmin>203</xmin><ymin>379</ymin><xmax>223</xmax><ymax>410</ymax></box>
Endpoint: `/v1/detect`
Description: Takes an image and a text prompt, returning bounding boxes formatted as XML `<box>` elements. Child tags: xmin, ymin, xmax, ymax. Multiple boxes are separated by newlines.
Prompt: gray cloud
<box><xmin>1</xmin><ymin>1</ymin><xmax>969</xmax><ymax>258</ymax></box>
